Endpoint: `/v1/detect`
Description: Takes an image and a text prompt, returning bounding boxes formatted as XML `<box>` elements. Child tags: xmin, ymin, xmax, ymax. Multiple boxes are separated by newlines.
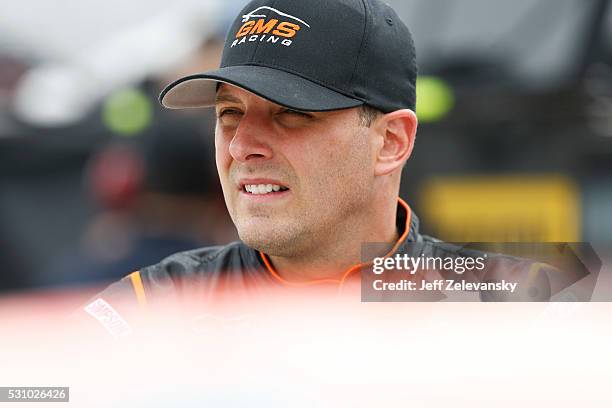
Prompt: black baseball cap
<box><xmin>160</xmin><ymin>0</ymin><xmax>417</xmax><ymax>113</ymax></box>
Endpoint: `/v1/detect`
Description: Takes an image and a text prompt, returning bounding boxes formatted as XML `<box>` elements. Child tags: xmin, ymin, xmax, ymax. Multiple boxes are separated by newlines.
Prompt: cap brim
<box><xmin>159</xmin><ymin>65</ymin><xmax>364</xmax><ymax>112</ymax></box>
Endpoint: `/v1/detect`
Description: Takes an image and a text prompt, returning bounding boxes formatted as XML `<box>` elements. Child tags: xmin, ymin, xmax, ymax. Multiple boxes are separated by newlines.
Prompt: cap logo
<box><xmin>231</xmin><ymin>6</ymin><xmax>311</xmax><ymax>49</ymax></box>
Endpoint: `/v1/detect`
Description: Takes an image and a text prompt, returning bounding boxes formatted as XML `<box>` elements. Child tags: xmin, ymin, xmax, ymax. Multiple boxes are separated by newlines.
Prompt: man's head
<box><xmin>160</xmin><ymin>0</ymin><xmax>418</xmax><ymax>257</ymax></box>
<box><xmin>213</xmin><ymin>83</ymin><xmax>415</xmax><ymax>256</ymax></box>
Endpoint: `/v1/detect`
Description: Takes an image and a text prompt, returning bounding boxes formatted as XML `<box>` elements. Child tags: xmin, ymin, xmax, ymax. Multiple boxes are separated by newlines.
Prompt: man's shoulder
<box><xmin>73</xmin><ymin>241</ymin><xmax>265</xmax><ymax>338</ymax></box>
<box><xmin>79</xmin><ymin>241</ymin><xmax>259</xmax><ymax>311</ymax></box>
<box><xmin>130</xmin><ymin>240</ymin><xmax>263</xmax><ymax>291</ymax></box>
<box><xmin>141</xmin><ymin>241</ymin><xmax>249</xmax><ymax>278</ymax></box>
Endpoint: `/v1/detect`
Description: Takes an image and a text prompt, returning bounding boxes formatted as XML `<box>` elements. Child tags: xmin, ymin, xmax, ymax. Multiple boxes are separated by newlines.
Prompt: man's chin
<box><xmin>237</xmin><ymin>224</ymin><xmax>301</xmax><ymax>256</ymax></box>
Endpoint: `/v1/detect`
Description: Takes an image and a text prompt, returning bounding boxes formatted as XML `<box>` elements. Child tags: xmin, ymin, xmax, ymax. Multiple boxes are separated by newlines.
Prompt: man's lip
<box><xmin>238</xmin><ymin>178</ymin><xmax>289</xmax><ymax>190</ymax></box>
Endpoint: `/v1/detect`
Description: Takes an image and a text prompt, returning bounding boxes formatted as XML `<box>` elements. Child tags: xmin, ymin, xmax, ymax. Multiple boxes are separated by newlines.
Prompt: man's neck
<box><xmin>267</xmin><ymin>200</ymin><xmax>401</xmax><ymax>282</ymax></box>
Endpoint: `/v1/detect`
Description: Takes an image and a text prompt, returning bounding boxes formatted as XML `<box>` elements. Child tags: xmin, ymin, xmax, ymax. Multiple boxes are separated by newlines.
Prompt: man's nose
<box><xmin>228</xmin><ymin>113</ymin><xmax>274</xmax><ymax>163</ymax></box>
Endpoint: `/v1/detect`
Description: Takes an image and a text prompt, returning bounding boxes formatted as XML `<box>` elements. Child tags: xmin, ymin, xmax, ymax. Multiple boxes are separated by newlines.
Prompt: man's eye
<box><xmin>218</xmin><ymin>108</ymin><xmax>242</xmax><ymax>118</ymax></box>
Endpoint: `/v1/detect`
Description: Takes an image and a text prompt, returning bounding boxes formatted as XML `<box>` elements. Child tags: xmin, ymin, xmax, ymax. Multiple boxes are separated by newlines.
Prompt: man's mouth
<box><xmin>243</xmin><ymin>184</ymin><xmax>290</xmax><ymax>195</ymax></box>
<box><xmin>238</xmin><ymin>178</ymin><xmax>291</xmax><ymax>197</ymax></box>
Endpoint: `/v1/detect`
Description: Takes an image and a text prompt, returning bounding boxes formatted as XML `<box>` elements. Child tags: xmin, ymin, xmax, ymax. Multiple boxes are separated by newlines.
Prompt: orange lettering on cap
<box><xmin>273</xmin><ymin>22</ymin><xmax>300</xmax><ymax>38</ymax></box>
<box><xmin>251</xmin><ymin>18</ymin><xmax>278</xmax><ymax>35</ymax></box>
<box><xmin>236</xmin><ymin>21</ymin><xmax>255</xmax><ymax>38</ymax></box>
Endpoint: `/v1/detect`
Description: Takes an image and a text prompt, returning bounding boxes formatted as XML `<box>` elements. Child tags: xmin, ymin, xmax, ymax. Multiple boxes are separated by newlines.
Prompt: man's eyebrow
<box><xmin>215</xmin><ymin>93</ymin><xmax>242</xmax><ymax>104</ymax></box>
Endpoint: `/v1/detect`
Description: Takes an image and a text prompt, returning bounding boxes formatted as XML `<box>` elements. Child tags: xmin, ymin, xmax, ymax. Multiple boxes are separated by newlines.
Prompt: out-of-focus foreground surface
<box><xmin>1</xmin><ymin>290</ymin><xmax>611</xmax><ymax>407</ymax></box>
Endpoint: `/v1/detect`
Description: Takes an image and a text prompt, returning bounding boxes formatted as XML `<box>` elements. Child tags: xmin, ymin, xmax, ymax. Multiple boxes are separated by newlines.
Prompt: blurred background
<box><xmin>0</xmin><ymin>0</ymin><xmax>611</xmax><ymax>295</ymax></box>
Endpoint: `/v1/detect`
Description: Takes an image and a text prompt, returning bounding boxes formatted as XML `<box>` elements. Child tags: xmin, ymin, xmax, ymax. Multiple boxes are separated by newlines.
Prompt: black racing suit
<box><xmin>77</xmin><ymin>198</ymin><xmax>559</xmax><ymax>337</ymax></box>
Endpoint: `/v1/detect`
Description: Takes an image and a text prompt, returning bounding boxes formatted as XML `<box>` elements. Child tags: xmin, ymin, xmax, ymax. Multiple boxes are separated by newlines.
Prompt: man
<box><xmin>81</xmin><ymin>0</ymin><xmax>559</xmax><ymax>336</ymax></box>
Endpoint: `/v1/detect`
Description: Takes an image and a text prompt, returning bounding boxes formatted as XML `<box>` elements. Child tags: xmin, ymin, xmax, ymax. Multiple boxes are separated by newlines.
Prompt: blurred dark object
<box><xmin>39</xmin><ymin>111</ymin><xmax>234</xmax><ymax>288</ymax></box>
<box><xmin>0</xmin><ymin>229</ymin><xmax>28</xmax><ymax>292</ymax></box>
<box><xmin>142</xmin><ymin>112</ymin><xmax>222</xmax><ymax>197</ymax></box>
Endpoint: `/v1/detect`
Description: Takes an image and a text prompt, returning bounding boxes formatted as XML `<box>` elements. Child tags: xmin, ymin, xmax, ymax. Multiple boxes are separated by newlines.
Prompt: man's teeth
<box><xmin>244</xmin><ymin>184</ymin><xmax>287</xmax><ymax>195</ymax></box>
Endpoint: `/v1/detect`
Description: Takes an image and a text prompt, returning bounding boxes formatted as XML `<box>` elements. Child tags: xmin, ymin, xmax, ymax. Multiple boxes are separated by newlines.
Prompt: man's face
<box><xmin>214</xmin><ymin>84</ymin><xmax>376</xmax><ymax>257</ymax></box>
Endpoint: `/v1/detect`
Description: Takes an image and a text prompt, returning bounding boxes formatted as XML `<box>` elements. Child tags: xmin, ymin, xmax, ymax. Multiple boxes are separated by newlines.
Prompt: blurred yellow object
<box><xmin>415</xmin><ymin>76</ymin><xmax>454</xmax><ymax>123</ymax></box>
<box><xmin>420</xmin><ymin>175</ymin><xmax>580</xmax><ymax>242</ymax></box>
<box><xmin>102</xmin><ymin>88</ymin><xmax>153</xmax><ymax>136</ymax></box>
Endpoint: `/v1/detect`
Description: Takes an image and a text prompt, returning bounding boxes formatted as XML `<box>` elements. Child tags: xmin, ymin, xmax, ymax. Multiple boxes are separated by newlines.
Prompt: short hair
<box><xmin>358</xmin><ymin>104</ymin><xmax>383</xmax><ymax>127</ymax></box>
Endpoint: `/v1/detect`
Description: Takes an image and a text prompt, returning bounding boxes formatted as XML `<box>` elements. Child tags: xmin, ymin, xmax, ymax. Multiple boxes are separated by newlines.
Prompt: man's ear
<box><xmin>373</xmin><ymin>109</ymin><xmax>418</xmax><ymax>176</ymax></box>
